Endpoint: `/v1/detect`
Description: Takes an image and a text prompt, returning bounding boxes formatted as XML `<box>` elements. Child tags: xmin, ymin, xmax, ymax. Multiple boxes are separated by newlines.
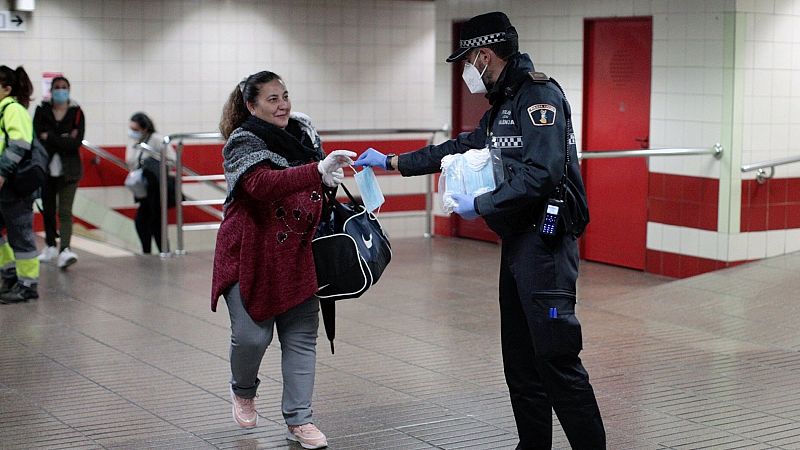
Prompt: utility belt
<box><xmin>484</xmin><ymin>191</ymin><xmax>586</xmax><ymax>240</ymax></box>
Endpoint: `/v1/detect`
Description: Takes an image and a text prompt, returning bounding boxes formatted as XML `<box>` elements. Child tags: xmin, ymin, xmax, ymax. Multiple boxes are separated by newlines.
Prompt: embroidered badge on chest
<box><xmin>527</xmin><ymin>104</ymin><xmax>556</xmax><ymax>126</ymax></box>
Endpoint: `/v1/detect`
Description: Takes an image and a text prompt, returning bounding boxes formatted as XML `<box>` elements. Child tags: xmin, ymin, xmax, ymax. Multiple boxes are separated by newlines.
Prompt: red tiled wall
<box><xmin>647</xmin><ymin>249</ymin><xmax>751</xmax><ymax>278</ymax></box>
<box><xmin>59</xmin><ymin>139</ymin><xmax>430</xmax><ymax>232</ymax></box>
<box><xmin>740</xmin><ymin>178</ymin><xmax>800</xmax><ymax>231</ymax></box>
<box><xmin>648</xmin><ymin>173</ymin><xmax>718</xmax><ymax>230</ymax></box>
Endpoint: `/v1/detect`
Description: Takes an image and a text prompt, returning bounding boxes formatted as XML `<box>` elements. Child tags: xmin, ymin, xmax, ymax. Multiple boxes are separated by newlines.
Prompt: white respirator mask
<box><xmin>462</xmin><ymin>52</ymin><xmax>488</xmax><ymax>94</ymax></box>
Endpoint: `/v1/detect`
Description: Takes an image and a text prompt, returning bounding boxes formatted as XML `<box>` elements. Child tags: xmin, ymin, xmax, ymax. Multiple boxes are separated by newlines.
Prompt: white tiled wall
<box><xmin>1</xmin><ymin>0</ymin><xmax>436</xmax><ymax>146</ymax></box>
<box><xmin>738</xmin><ymin>0</ymin><xmax>800</xmax><ymax>179</ymax></box>
<box><xmin>435</xmin><ymin>0</ymin><xmax>734</xmax><ymax>180</ymax></box>
<box><xmin>435</xmin><ymin>0</ymin><xmax>800</xmax><ymax>266</ymax></box>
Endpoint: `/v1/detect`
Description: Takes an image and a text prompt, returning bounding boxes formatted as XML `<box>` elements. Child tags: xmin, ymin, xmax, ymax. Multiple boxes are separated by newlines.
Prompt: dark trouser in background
<box><xmin>135</xmin><ymin>192</ymin><xmax>162</xmax><ymax>254</ymax></box>
<box><xmin>499</xmin><ymin>231</ymin><xmax>606</xmax><ymax>450</ymax></box>
<box><xmin>41</xmin><ymin>176</ymin><xmax>79</xmax><ymax>250</ymax></box>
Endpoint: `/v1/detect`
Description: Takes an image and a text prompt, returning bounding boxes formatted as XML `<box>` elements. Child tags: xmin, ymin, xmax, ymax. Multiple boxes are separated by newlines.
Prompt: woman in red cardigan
<box><xmin>213</xmin><ymin>71</ymin><xmax>353</xmax><ymax>449</ymax></box>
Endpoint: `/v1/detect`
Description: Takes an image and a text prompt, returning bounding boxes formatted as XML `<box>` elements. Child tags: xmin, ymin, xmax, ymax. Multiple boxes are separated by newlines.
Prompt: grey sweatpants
<box><xmin>224</xmin><ymin>283</ymin><xmax>319</xmax><ymax>426</ymax></box>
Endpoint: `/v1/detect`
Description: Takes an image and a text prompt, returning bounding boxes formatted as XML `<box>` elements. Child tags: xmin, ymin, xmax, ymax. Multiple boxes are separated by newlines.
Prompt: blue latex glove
<box><xmin>353</xmin><ymin>147</ymin><xmax>387</xmax><ymax>170</ymax></box>
<box><xmin>451</xmin><ymin>193</ymin><xmax>478</xmax><ymax>220</ymax></box>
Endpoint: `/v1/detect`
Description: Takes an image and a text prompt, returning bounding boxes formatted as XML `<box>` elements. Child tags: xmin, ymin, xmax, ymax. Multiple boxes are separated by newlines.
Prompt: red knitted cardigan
<box><xmin>211</xmin><ymin>162</ymin><xmax>324</xmax><ymax>321</ymax></box>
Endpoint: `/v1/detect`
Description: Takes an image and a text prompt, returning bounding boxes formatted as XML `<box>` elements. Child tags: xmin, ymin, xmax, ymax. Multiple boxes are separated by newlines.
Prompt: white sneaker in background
<box><xmin>38</xmin><ymin>246</ymin><xmax>58</xmax><ymax>262</ymax></box>
<box><xmin>57</xmin><ymin>248</ymin><xmax>78</xmax><ymax>269</ymax></box>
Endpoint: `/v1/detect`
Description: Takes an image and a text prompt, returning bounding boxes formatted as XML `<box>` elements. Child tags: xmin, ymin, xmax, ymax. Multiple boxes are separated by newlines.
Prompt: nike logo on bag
<box><xmin>362</xmin><ymin>234</ymin><xmax>373</xmax><ymax>249</ymax></box>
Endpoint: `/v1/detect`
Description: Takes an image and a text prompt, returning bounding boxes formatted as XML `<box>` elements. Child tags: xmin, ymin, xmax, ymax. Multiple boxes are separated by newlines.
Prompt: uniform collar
<box><xmin>486</xmin><ymin>52</ymin><xmax>535</xmax><ymax>105</ymax></box>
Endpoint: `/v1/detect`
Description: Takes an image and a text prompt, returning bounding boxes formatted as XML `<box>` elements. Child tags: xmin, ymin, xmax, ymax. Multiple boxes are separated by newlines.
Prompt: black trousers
<box><xmin>41</xmin><ymin>176</ymin><xmax>79</xmax><ymax>250</ymax></box>
<box><xmin>499</xmin><ymin>231</ymin><xmax>606</xmax><ymax>449</ymax></box>
<box><xmin>134</xmin><ymin>193</ymin><xmax>162</xmax><ymax>254</ymax></box>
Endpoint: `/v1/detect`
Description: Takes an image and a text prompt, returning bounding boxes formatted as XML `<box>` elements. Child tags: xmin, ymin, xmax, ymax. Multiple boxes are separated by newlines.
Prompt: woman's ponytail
<box><xmin>13</xmin><ymin>67</ymin><xmax>33</xmax><ymax>108</ymax></box>
<box><xmin>219</xmin><ymin>84</ymin><xmax>249</xmax><ymax>140</ymax></box>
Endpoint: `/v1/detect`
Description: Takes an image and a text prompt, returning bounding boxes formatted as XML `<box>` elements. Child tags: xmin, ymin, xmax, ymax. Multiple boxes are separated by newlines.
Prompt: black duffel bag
<box><xmin>312</xmin><ymin>184</ymin><xmax>392</xmax><ymax>352</ymax></box>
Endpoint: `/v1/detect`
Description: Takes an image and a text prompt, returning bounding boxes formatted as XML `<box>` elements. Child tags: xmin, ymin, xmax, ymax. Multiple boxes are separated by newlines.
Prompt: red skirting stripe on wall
<box><xmin>646</xmin><ymin>249</ymin><xmax>751</xmax><ymax>278</ymax></box>
<box><xmin>648</xmin><ymin>173</ymin><xmax>718</xmax><ymax>231</ymax></box>
<box><xmin>741</xmin><ymin>178</ymin><xmax>800</xmax><ymax>231</ymax></box>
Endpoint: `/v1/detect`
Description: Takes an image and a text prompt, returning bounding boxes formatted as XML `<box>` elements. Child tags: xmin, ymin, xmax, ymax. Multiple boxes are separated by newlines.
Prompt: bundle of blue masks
<box><xmin>439</xmin><ymin>148</ymin><xmax>495</xmax><ymax>213</ymax></box>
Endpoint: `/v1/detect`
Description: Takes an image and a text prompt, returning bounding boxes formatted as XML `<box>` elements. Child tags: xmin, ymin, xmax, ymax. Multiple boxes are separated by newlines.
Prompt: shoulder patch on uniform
<box><xmin>527</xmin><ymin>104</ymin><xmax>556</xmax><ymax>126</ymax></box>
<box><xmin>528</xmin><ymin>71</ymin><xmax>549</xmax><ymax>83</ymax></box>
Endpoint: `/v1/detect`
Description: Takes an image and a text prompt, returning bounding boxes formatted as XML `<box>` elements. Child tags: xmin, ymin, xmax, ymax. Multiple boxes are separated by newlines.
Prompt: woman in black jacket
<box><xmin>33</xmin><ymin>76</ymin><xmax>85</xmax><ymax>269</ymax></box>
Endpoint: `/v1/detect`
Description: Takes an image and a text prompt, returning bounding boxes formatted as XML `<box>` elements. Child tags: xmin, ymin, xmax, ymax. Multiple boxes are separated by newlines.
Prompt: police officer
<box><xmin>354</xmin><ymin>12</ymin><xmax>605</xmax><ymax>449</ymax></box>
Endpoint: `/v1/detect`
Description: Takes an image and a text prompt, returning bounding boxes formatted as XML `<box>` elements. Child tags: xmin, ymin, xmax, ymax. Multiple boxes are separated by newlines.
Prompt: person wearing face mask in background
<box><xmin>33</xmin><ymin>76</ymin><xmax>85</xmax><ymax>269</ymax></box>
<box><xmin>212</xmin><ymin>71</ymin><xmax>353</xmax><ymax>449</ymax></box>
<box><xmin>354</xmin><ymin>12</ymin><xmax>604</xmax><ymax>449</ymax></box>
<box><xmin>124</xmin><ymin>112</ymin><xmax>176</xmax><ymax>255</ymax></box>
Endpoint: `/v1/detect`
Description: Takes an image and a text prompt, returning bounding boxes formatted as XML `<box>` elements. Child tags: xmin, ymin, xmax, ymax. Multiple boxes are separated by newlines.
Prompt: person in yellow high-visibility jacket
<box><xmin>0</xmin><ymin>65</ymin><xmax>39</xmax><ymax>303</ymax></box>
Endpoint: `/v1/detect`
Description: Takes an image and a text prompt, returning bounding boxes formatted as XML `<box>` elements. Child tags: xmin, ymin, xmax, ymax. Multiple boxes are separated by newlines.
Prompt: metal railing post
<box><xmin>175</xmin><ymin>140</ymin><xmax>185</xmax><ymax>255</ymax></box>
<box><xmin>159</xmin><ymin>137</ymin><xmax>170</xmax><ymax>258</ymax></box>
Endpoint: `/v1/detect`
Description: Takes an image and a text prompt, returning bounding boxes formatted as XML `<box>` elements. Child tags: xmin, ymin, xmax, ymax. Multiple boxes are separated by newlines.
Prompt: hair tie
<box><xmin>238</xmin><ymin>79</ymin><xmax>246</xmax><ymax>94</ymax></box>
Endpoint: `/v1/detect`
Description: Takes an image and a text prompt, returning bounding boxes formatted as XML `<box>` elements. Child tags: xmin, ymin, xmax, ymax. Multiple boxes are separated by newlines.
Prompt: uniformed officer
<box><xmin>354</xmin><ymin>12</ymin><xmax>605</xmax><ymax>449</ymax></box>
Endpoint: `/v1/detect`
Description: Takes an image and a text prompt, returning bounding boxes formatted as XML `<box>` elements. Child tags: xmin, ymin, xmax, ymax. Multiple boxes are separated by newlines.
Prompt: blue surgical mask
<box><xmin>354</xmin><ymin>167</ymin><xmax>385</xmax><ymax>213</ymax></box>
<box><xmin>128</xmin><ymin>129</ymin><xmax>143</xmax><ymax>141</ymax></box>
<box><xmin>51</xmin><ymin>89</ymin><xmax>69</xmax><ymax>104</ymax></box>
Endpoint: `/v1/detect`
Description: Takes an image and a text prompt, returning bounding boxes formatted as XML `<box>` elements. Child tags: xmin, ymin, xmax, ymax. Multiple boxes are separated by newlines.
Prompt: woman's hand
<box><xmin>322</xmin><ymin>168</ymin><xmax>344</xmax><ymax>187</ymax></box>
<box><xmin>318</xmin><ymin>150</ymin><xmax>356</xmax><ymax>177</ymax></box>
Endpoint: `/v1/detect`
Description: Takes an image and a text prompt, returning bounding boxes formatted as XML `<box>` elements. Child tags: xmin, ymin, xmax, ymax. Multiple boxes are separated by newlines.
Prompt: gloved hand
<box><xmin>322</xmin><ymin>168</ymin><xmax>344</xmax><ymax>187</ymax></box>
<box><xmin>451</xmin><ymin>193</ymin><xmax>478</xmax><ymax>220</ymax></box>
<box><xmin>318</xmin><ymin>149</ymin><xmax>356</xmax><ymax>177</ymax></box>
<box><xmin>353</xmin><ymin>148</ymin><xmax>387</xmax><ymax>170</ymax></box>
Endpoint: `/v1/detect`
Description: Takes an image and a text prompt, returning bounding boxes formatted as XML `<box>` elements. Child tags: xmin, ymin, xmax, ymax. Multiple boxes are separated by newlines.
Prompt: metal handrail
<box><xmin>161</xmin><ymin>132</ymin><xmax>227</xmax><ymax>255</ymax></box>
<box><xmin>741</xmin><ymin>154</ymin><xmax>800</xmax><ymax>184</ymax></box>
<box><xmin>82</xmin><ymin>139</ymin><xmax>224</xmax><ymax>256</ymax></box>
<box><xmin>82</xmin><ymin>140</ymin><xmax>128</xmax><ymax>170</ymax></box>
<box><xmin>161</xmin><ymin>126</ymin><xmax>449</xmax><ymax>256</ymax></box>
<box><xmin>579</xmin><ymin>143</ymin><xmax>723</xmax><ymax>160</ymax></box>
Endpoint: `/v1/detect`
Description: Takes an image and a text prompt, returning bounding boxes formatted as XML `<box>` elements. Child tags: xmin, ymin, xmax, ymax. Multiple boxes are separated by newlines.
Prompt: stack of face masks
<box><xmin>439</xmin><ymin>148</ymin><xmax>495</xmax><ymax>213</ymax></box>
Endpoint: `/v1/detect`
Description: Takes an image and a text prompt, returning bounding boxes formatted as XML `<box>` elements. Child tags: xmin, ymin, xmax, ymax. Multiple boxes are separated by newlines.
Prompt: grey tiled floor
<box><xmin>2</xmin><ymin>237</ymin><xmax>800</xmax><ymax>449</ymax></box>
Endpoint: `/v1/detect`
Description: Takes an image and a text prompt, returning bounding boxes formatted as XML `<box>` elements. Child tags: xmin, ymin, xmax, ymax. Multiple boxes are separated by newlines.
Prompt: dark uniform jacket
<box><xmin>33</xmin><ymin>101</ymin><xmax>85</xmax><ymax>182</ymax></box>
<box><xmin>398</xmin><ymin>52</ymin><xmax>587</xmax><ymax>239</ymax></box>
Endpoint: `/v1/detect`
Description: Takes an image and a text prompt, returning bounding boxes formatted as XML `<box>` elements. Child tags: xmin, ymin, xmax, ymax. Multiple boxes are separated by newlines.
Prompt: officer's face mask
<box><xmin>51</xmin><ymin>89</ymin><xmax>70</xmax><ymax>104</ymax></box>
<box><xmin>462</xmin><ymin>52</ymin><xmax>488</xmax><ymax>94</ymax></box>
<box><xmin>354</xmin><ymin>166</ymin><xmax>385</xmax><ymax>213</ymax></box>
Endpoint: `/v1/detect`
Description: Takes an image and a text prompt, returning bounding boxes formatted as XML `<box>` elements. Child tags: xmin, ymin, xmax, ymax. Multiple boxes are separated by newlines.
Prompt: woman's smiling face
<box><xmin>247</xmin><ymin>78</ymin><xmax>291</xmax><ymax>129</ymax></box>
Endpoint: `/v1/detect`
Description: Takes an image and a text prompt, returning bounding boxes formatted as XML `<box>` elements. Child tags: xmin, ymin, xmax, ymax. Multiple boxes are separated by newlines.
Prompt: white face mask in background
<box><xmin>462</xmin><ymin>52</ymin><xmax>488</xmax><ymax>94</ymax></box>
<box><xmin>128</xmin><ymin>129</ymin><xmax>142</xmax><ymax>141</ymax></box>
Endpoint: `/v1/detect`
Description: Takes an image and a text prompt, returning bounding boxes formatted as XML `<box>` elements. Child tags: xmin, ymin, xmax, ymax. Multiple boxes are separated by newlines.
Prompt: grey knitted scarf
<box><xmin>222</xmin><ymin>112</ymin><xmax>323</xmax><ymax>208</ymax></box>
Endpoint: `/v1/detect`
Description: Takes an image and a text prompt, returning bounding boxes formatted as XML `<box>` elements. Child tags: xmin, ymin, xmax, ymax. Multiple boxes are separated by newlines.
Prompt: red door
<box><xmin>450</xmin><ymin>21</ymin><xmax>497</xmax><ymax>243</ymax></box>
<box><xmin>582</xmin><ymin>17</ymin><xmax>652</xmax><ymax>269</ymax></box>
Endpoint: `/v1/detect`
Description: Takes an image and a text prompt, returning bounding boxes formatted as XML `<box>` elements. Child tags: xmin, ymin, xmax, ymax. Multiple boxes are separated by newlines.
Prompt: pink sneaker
<box><xmin>287</xmin><ymin>423</ymin><xmax>328</xmax><ymax>449</ymax></box>
<box><xmin>230</xmin><ymin>387</ymin><xmax>258</xmax><ymax>428</ymax></box>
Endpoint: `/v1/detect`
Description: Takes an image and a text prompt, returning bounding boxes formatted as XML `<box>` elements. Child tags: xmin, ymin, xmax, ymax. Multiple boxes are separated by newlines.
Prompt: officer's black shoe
<box><xmin>0</xmin><ymin>283</ymin><xmax>39</xmax><ymax>304</ymax></box>
<box><xmin>0</xmin><ymin>276</ymin><xmax>18</xmax><ymax>295</ymax></box>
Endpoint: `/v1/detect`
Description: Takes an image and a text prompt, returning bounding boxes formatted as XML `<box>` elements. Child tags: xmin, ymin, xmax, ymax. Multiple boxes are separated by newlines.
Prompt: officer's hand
<box><xmin>353</xmin><ymin>148</ymin><xmax>387</xmax><ymax>170</ymax></box>
<box><xmin>451</xmin><ymin>193</ymin><xmax>478</xmax><ymax>220</ymax></box>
